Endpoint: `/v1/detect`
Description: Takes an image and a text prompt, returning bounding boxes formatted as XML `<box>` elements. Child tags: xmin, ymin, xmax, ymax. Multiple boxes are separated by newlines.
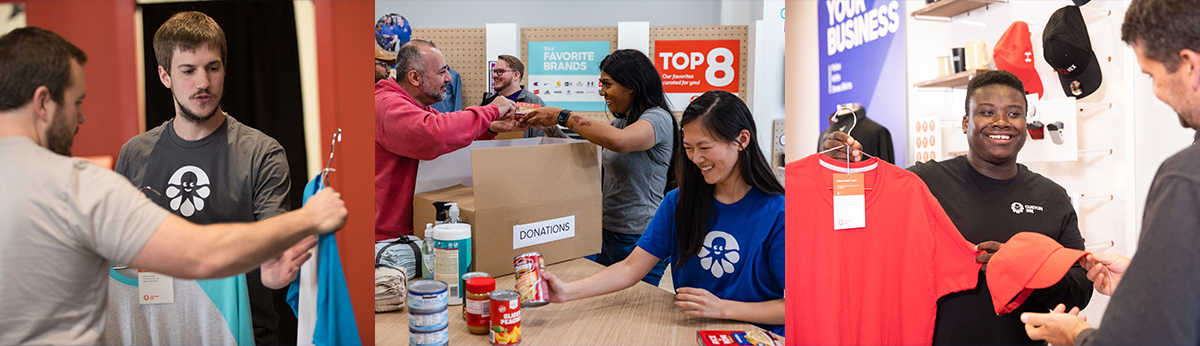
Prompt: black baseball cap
<box><xmin>1043</xmin><ymin>5</ymin><xmax>1102</xmax><ymax>99</ymax></box>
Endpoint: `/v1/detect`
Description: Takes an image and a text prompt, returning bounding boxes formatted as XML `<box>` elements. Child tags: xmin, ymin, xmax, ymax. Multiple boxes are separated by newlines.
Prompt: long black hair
<box><xmin>674</xmin><ymin>90</ymin><xmax>784</xmax><ymax>269</ymax></box>
<box><xmin>599</xmin><ymin>49</ymin><xmax>680</xmax><ymax>193</ymax></box>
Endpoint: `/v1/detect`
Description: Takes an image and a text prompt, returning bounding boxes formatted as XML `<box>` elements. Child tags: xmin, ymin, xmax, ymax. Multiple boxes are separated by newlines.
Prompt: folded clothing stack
<box><xmin>375</xmin><ymin>265</ymin><xmax>407</xmax><ymax>313</ymax></box>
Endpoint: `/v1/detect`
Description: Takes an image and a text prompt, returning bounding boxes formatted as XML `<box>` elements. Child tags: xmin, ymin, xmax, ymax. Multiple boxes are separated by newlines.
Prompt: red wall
<box><xmin>25</xmin><ymin>0</ymin><xmax>139</xmax><ymax>159</ymax></box>
<box><xmin>315</xmin><ymin>1</ymin><xmax>375</xmax><ymax>344</ymax></box>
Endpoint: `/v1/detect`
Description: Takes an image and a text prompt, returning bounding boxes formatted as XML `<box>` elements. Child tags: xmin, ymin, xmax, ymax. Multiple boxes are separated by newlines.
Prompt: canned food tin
<box><xmin>489</xmin><ymin>290</ymin><xmax>522</xmax><ymax>346</ymax></box>
<box><xmin>514</xmin><ymin>252</ymin><xmax>549</xmax><ymax>307</ymax></box>
<box><xmin>408</xmin><ymin>306</ymin><xmax>449</xmax><ymax>332</ymax></box>
<box><xmin>407</xmin><ymin>280</ymin><xmax>448</xmax><ymax>312</ymax></box>
<box><xmin>409</xmin><ymin>325</ymin><xmax>449</xmax><ymax>346</ymax></box>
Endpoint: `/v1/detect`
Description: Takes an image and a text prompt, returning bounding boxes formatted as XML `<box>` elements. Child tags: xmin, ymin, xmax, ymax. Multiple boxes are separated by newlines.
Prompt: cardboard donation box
<box><xmin>412</xmin><ymin>138</ymin><xmax>602</xmax><ymax>276</ymax></box>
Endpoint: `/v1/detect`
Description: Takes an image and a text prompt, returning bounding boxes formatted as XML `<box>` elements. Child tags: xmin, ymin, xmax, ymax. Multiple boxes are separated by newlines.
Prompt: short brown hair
<box><xmin>397</xmin><ymin>39</ymin><xmax>436</xmax><ymax>76</ymax></box>
<box><xmin>498</xmin><ymin>54</ymin><xmax>525</xmax><ymax>78</ymax></box>
<box><xmin>153</xmin><ymin>11</ymin><xmax>227</xmax><ymax>72</ymax></box>
<box><xmin>0</xmin><ymin>27</ymin><xmax>88</xmax><ymax>112</ymax></box>
<box><xmin>1122</xmin><ymin>0</ymin><xmax>1200</xmax><ymax>72</ymax></box>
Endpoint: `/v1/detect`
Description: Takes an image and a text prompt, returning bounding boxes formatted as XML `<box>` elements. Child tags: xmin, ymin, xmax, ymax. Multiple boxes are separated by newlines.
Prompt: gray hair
<box><xmin>396</xmin><ymin>39</ymin><xmax>435</xmax><ymax>78</ymax></box>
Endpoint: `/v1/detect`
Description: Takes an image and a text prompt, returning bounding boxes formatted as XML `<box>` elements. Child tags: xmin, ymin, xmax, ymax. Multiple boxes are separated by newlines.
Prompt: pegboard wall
<box><xmin>411</xmin><ymin>28</ymin><xmax>488</xmax><ymax>108</ymax></box>
<box><xmin>412</xmin><ymin>25</ymin><xmax>750</xmax><ymax>123</ymax></box>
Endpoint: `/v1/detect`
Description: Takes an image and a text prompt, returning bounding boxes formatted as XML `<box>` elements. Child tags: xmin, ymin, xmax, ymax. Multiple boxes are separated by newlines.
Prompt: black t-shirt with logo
<box><xmin>908</xmin><ymin>155</ymin><xmax>1093</xmax><ymax>345</ymax></box>
<box><xmin>115</xmin><ymin>114</ymin><xmax>290</xmax><ymax>345</ymax></box>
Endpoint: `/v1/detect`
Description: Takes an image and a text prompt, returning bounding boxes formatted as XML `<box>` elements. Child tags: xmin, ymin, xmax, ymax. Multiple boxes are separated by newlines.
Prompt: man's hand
<box><xmin>489</xmin><ymin>110</ymin><xmax>528</xmax><ymax>133</ymax></box>
<box><xmin>975</xmin><ymin>241</ymin><xmax>1003</xmax><ymax>272</ymax></box>
<box><xmin>1023</xmin><ymin>304</ymin><xmax>1091</xmax><ymax>346</ymax></box>
<box><xmin>822</xmin><ymin>131</ymin><xmax>863</xmax><ymax>162</ymax></box>
<box><xmin>675</xmin><ymin>287</ymin><xmax>729</xmax><ymax>319</ymax></box>
<box><xmin>302</xmin><ymin>188</ymin><xmax>347</xmax><ymax>235</ymax></box>
<box><xmin>1081</xmin><ymin>252</ymin><xmax>1130</xmax><ymax>296</ymax></box>
<box><xmin>260</xmin><ymin>235</ymin><xmax>317</xmax><ymax>289</ymax></box>
<box><xmin>521</xmin><ymin>106</ymin><xmax>564</xmax><ymax>129</ymax></box>
<box><xmin>489</xmin><ymin>95</ymin><xmax>517</xmax><ymax>118</ymax></box>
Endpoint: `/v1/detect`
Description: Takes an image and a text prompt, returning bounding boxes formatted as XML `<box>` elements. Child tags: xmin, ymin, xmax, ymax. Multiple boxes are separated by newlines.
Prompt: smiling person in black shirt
<box><xmin>823</xmin><ymin>70</ymin><xmax>1093</xmax><ymax>345</ymax></box>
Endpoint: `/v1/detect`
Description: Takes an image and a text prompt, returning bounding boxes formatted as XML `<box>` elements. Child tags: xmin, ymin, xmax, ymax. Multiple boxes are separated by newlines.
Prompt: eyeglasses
<box><xmin>491</xmin><ymin>69</ymin><xmax>517</xmax><ymax>76</ymax></box>
<box><xmin>376</xmin><ymin>60</ymin><xmax>392</xmax><ymax>68</ymax></box>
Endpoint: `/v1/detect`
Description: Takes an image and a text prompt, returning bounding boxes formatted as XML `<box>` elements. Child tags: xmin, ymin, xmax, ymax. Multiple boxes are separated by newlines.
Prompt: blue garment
<box><xmin>430</xmin><ymin>67</ymin><xmax>462</xmax><ymax>113</ymax></box>
<box><xmin>636</xmin><ymin>188</ymin><xmax>786</xmax><ymax>336</ymax></box>
<box><xmin>594</xmin><ymin>229</ymin><xmax>668</xmax><ymax>285</ymax></box>
<box><xmin>285</xmin><ymin>176</ymin><xmax>362</xmax><ymax>346</ymax></box>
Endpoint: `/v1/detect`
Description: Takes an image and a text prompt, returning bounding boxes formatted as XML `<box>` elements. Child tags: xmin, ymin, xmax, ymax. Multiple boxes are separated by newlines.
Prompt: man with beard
<box><xmin>479</xmin><ymin>54</ymin><xmax>564</xmax><ymax>138</ymax></box>
<box><xmin>377</xmin><ymin>43</ymin><xmax>396</xmax><ymax>83</ymax></box>
<box><xmin>113</xmin><ymin>11</ymin><xmax>306</xmax><ymax>345</ymax></box>
<box><xmin>0</xmin><ymin>27</ymin><xmax>347</xmax><ymax>345</ymax></box>
<box><xmin>375</xmin><ymin>39</ymin><xmax>523</xmax><ymax>240</ymax></box>
<box><xmin>1022</xmin><ymin>1</ymin><xmax>1200</xmax><ymax>345</ymax></box>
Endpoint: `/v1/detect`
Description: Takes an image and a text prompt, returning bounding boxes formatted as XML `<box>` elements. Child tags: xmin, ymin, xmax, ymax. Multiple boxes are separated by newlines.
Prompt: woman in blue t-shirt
<box><xmin>542</xmin><ymin>90</ymin><xmax>786</xmax><ymax>335</ymax></box>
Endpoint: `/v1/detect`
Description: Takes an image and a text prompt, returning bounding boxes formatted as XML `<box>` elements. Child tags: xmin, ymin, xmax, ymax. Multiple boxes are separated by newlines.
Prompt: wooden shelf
<box><xmin>914</xmin><ymin>69</ymin><xmax>990</xmax><ymax>88</ymax></box>
<box><xmin>911</xmin><ymin>0</ymin><xmax>1006</xmax><ymax>19</ymax></box>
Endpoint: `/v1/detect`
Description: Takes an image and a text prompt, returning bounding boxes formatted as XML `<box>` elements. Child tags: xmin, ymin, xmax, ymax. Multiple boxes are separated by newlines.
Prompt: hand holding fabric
<box><xmin>975</xmin><ymin>241</ymin><xmax>1003</xmax><ymax>272</ymax></box>
<box><xmin>1080</xmin><ymin>252</ymin><xmax>1129</xmax><ymax>296</ymax></box>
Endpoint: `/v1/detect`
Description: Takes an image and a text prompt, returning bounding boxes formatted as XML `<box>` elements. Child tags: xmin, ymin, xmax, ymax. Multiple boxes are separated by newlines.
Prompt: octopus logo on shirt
<box><xmin>699</xmin><ymin>231</ymin><xmax>740</xmax><ymax>278</ymax></box>
<box><xmin>1011</xmin><ymin>202</ymin><xmax>1025</xmax><ymax>214</ymax></box>
<box><xmin>165</xmin><ymin>165</ymin><xmax>211</xmax><ymax>217</ymax></box>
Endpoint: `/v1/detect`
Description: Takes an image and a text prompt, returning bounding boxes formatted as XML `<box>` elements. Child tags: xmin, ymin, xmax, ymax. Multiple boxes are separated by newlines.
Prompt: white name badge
<box><xmin>833</xmin><ymin>173</ymin><xmax>866</xmax><ymax>230</ymax></box>
<box><xmin>138</xmin><ymin>270</ymin><xmax>174</xmax><ymax>304</ymax></box>
<box><xmin>513</xmin><ymin>215</ymin><xmax>576</xmax><ymax>249</ymax></box>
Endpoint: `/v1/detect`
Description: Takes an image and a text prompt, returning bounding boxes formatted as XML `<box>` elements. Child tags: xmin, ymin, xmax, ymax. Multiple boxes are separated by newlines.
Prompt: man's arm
<box><xmin>128</xmin><ymin>188</ymin><xmax>346</xmax><ymax>280</ymax></box>
<box><xmin>374</xmin><ymin>86</ymin><xmax>508</xmax><ymax>160</ymax></box>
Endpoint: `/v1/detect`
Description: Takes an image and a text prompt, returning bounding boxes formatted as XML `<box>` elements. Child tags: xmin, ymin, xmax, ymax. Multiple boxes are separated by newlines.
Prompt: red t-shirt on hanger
<box><xmin>786</xmin><ymin>153</ymin><xmax>982</xmax><ymax>345</ymax></box>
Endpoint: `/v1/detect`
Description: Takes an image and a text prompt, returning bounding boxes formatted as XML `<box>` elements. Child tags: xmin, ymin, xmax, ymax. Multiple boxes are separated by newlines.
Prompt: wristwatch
<box><xmin>557</xmin><ymin>109</ymin><xmax>572</xmax><ymax>127</ymax></box>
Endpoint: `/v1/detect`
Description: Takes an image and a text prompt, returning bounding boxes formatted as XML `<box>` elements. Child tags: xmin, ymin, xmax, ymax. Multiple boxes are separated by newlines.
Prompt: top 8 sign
<box><xmin>654</xmin><ymin>40</ymin><xmax>740</xmax><ymax>94</ymax></box>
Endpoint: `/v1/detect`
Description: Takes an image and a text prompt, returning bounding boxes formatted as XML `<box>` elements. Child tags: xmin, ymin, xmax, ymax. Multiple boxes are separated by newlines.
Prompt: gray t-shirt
<box><xmin>0</xmin><ymin>137</ymin><xmax>167</xmax><ymax>345</ymax></box>
<box><xmin>602</xmin><ymin>106</ymin><xmax>675</xmax><ymax>235</ymax></box>
<box><xmin>115</xmin><ymin>114</ymin><xmax>290</xmax><ymax>344</ymax></box>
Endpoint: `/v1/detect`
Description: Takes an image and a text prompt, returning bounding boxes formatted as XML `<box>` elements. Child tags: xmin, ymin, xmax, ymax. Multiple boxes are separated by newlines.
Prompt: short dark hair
<box><xmin>396</xmin><ymin>39</ymin><xmax>436</xmax><ymax>77</ymax></box>
<box><xmin>1122</xmin><ymin>0</ymin><xmax>1200</xmax><ymax>73</ymax></box>
<box><xmin>964</xmin><ymin>70</ymin><xmax>1027</xmax><ymax>116</ymax></box>
<box><xmin>153</xmin><ymin>11</ymin><xmax>228</xmax><ymax>72</ymax></box>
<box><xmin>0</xmin><ymin>27</ymin><xmax>88</xmax><ymax>112</ymax></box>
<box><xmin>497</xmin><ymin>54</ymin><xmax>524</xmax><ymax>78</ymax></box>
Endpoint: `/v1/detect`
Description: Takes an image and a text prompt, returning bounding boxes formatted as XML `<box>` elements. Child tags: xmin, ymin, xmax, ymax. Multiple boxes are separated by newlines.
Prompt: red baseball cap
<box><xmin>993</xmin><ymin>22</ymin><xmax>1045</xmax><ymax>99</ymax></box>
<box><xmin>987</xmin><ymin>232</ymin><xmax>1086</xmax><ymax>315</ymax></box>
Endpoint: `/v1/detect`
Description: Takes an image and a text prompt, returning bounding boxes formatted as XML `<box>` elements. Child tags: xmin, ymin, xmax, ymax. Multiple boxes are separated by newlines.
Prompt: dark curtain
<box><xmin>141</xmin><ymin>2</ymin><xmax>305</xmax><ymax>344</ymax></box>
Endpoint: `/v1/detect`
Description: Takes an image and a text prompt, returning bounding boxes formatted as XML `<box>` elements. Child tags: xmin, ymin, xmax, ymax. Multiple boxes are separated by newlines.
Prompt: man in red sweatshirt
<box><xmin>375</xmin><ymin>39</ymin><xmax>522</xmax><ymax>241</ymax></box>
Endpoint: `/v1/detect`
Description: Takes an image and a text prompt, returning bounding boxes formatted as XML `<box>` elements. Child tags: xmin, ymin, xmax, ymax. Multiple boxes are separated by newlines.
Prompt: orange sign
<box><xmin>654</xmin><ymin>40</ymin><xmax>740</xmax><ymax>93</ymax></box>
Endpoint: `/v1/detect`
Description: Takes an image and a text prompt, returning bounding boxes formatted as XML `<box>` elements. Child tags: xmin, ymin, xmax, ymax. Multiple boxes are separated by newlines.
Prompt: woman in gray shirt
<box><xmin>523</xmin><ymin>49</ymin><xmax>679</xmax><ymax>284</ymax></box>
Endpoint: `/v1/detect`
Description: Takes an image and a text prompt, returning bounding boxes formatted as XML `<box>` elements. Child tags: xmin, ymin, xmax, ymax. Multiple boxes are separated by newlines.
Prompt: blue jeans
<box><xmin>590</xmin><ymin>229</ymin><xmax>669</xmax><ymax>286</ymax></box>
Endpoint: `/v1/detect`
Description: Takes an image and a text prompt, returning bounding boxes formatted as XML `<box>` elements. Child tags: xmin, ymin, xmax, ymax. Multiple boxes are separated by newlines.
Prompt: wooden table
<box><xmin>375</xmin><ymin>258</ymin><xmax>764</xmax><ymax>345</ymax></box>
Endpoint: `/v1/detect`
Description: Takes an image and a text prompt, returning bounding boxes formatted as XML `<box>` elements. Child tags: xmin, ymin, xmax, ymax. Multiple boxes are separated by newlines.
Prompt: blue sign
<box><xmin>527</xmin><ymin>41</ymin><xmax>609</xmax><ymax>111</ymax></box>
<box><xmin>818</xmin><ymin>0</ymin><xmax>906</xmax><ymax>164</ymax></box>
